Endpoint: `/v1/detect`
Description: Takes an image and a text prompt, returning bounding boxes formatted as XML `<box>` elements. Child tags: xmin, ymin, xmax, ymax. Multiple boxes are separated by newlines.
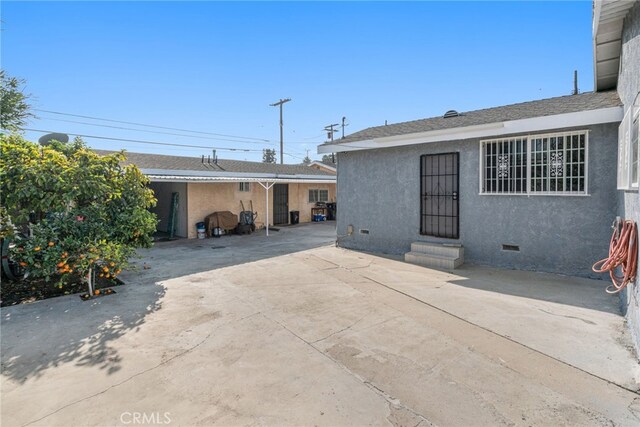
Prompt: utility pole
<box><xmin>270</xmin><ymin>98</ymin><xmax>291</xmax><ymax>164</ymax></box>
<box><xmin>341</xmin><ymin>116</ymin><xmax>348</xmax><ymax>139</ymax></box>
<box><xmin>324</xmin><ymin>123</ymin><xmax>340</xmax><ymax>142</ymax></box>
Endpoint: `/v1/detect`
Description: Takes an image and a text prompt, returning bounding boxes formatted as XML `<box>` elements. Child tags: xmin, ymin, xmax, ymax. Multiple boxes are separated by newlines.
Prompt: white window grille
<box><xmin>618</xmin><ymin>96</ymin><xmax>640</xmax><ymax>190</ymax></box>
<box><xmin>238</xmin><ymin>182</ymin><xmax>251</xmax><ymax>192</ymax></box>
<box><xmin>480</xmin><ymin>137</ymin><xmax>527</xmax><ymax>193</ymax></box>
<box><xmin>308</xmin><ymin>189</ymin><xmax>329</xmax><ymax>203</ymax></box>
<box><xmin>480</xmin><ymin>131</ymin><xmax>588</xmax><ymax>195</ymax></box>
<box><xmin>632</xmin><ymin>106</ymin><xmax>639</xmax><ymax>187</ymax></box>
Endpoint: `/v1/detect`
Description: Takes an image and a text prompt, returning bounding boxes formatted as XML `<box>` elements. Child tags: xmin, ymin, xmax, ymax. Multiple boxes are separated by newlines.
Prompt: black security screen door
<box><xmin>420</xmin><ymin>153</ymin><xmax>459</xmax><ymax>239</ymax></box>
<box><xmin>273</xmin><ymin>184</ymin><xmax>289</xmax><ymax>225</ymax></box>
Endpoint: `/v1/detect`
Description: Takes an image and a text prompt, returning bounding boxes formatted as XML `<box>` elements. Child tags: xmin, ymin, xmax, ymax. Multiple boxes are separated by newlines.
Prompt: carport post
<box><xmin>257</xmin><ymin>181</ymin><xmax>275</xmax><ymax>236</ymax></box>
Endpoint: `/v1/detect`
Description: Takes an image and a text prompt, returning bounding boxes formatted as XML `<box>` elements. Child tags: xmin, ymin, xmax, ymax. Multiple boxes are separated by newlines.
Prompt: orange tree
<box><xmin>0</xmin><ymin>133</ymin><xmax>157</xmax><ymax>290</ymax></box>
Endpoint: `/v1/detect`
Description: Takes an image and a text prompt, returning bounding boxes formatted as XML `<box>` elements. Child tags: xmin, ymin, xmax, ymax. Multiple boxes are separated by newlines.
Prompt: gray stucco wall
<box><xmin>337</xmin><ymin>123</ymin><xmax>618</xmax><ymax>279</ymax></box>
<box><xmin>617</xmin><ymin>0</ymin><xmax>640</xmax><ymax>352</ymax></box>
<box><xmin>149</xmin><ymin>182</ymin><xmax>188</xmax><ymax>238</ymax></box>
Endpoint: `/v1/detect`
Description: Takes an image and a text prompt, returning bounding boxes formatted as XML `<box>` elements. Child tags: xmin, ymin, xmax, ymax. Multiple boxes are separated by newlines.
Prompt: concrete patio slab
<box><xmin>2</xmin><ymin>223</ymin><xmax>639</xmax><ymax>426</ymax></box>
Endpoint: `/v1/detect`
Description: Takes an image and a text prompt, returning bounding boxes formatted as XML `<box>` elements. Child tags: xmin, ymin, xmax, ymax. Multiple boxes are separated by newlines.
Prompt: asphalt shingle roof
<box><xmin>94</xmin><ymin>150</ymin><xmax>335</xmax><ymax>176</ymax></box>
<box><xmin>322</xmin><ymin>90</ymin><xmax>622</xmax><ymax>145</ymax></box>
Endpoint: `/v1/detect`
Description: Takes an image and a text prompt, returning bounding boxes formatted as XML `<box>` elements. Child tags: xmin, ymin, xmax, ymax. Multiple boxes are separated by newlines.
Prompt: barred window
<box><xmin>309</xmin><ymin>189</ymin><xmax>329</xmax><ymax>203</ymax></box>
<box><xmin>480</xmin><ymin>131</ymin><xmax>588</xmax><ymax>195</ymax></box>
<box><xmin>481</xmin><ymin>137</ymin><xmax>527</xmax><ymax>193</ymax></box>
<box><xmin>238</xmin><ymin>182</ymin><xmax>251</xmax><ymax>192</ymax></box>
<box><xmin>531</xmin><ymin>133</ymin><xmax>586</xmax><ymax>193</ymax></box>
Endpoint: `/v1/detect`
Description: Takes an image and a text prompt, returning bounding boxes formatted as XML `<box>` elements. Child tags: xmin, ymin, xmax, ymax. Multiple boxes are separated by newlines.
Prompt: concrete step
<box><xmin>404</xmin><ymin>251</ymin><xmax>463</xmax><ymax>270</ymax></box>
<box><xmin>410</xmin><ymin>241</ymin><xmax>464</xmax><ymax>258</ymax></box>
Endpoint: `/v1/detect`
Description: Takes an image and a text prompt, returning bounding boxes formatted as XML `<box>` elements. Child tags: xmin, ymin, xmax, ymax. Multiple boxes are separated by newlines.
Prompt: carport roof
<box><xmin>95</xmin><ymin>150</ymin><xmax>336</xmax><ymax>183</ymax></box>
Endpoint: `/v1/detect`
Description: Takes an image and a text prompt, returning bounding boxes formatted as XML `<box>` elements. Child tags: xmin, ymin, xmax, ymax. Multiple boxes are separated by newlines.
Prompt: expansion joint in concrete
<box><xmin>255</xmin><ymin>311</ymin><xmax>434</xmax><ymax>425</ymax></box>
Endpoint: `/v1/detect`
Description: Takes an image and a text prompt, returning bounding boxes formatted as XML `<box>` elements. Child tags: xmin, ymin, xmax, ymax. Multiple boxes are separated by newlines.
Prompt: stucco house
<box><xmin>318</xmin><ymin>0</ymin><xmax>639</xmax><ymax>347</ymax></box>
<box><xmin>96</xmin><ymin>150</ymin><xmax>336</xmax><ymax>238</ymax></box>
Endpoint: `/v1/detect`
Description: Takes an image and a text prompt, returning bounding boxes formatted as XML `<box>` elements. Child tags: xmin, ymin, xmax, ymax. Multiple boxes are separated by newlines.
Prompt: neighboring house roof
<box><xmin>308</xmin><ymin>161</ymin><xmax>336</xmax><ymax>173</ymax></box>
<box><xmin>593</xmin><ymin>0</ymin><xmax>637</xmax><ymax>91</ymax></box>
<box><xmin>318</xmin><ymin>90</ymin><xmax>623</xmax><ymax>153</ymax></box>
<box><xmin>94</xmin><ymin>150</ymin><xmax>336</xmax><ymax>183</ymax></box>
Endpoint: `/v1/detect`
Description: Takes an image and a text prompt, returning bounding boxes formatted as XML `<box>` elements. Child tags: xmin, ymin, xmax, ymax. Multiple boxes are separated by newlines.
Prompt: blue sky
<box><xmin>2</xmin><ymin>1</ymin><xmax>594</xmax><ymax>162</ymax></box>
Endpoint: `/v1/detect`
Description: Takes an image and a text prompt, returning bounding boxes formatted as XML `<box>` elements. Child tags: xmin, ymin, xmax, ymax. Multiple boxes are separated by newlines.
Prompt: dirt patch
<box><xmin>0</xmin><ymin>275</ymin><xmax>124</xmax><ymax>307</ymax></box>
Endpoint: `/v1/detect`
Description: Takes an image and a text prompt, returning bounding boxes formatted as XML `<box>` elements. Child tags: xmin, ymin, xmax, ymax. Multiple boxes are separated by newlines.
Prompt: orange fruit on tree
<box><xmin>102</xmin><ymin>266</ymin><xmax>109</xmax><ymax>272</ymax></box>
<box><xmin>48</xmin><ymin>242</ymin><xmax>55</xmax><ymax>247</ymax></box>
<box><xmin>109</xmin><ymin>262</ymin><xmax>115</xmax><ymax>267</ymax></box>
<box><xmin>34</xmin><ymin>247</ymin><xmax>41</xmax><ymax>252</ymax></box>
<box><xmin>19</xmin><ymin>262</ymin><xmax>27</xmax><ymax>267</ymax></box>
<box><xmin>56</xmin><ymin>262</ymin><xmax>65</xmax><ymax>268</ymax></box>
<box><xmin>94</xmin><ymin>290</ymin><xmax>100</xmax><ymax>295</ymax></box>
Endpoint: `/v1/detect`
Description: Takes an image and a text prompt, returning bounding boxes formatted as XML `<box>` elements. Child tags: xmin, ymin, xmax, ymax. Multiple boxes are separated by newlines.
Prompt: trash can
<box><xmin>290</xmin><ymin>211</ymin><xmax>300</xmax><ymax>225</ymax></box>
<box><xmin>196</xmin><ymin>222</ymin><xmax>206</xmax><ymax>239</ymax></box>
<box><xmin>326</xmin><ymin>203</ymin><xmax>337</xmax><ymax>221</ymax></box>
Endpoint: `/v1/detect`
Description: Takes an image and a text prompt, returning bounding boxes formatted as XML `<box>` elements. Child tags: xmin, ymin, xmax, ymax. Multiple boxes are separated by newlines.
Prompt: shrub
<box><xmin>0</xmin><ymin>134</ymin><xmax>157</xmax><ymax>288</ymax></box>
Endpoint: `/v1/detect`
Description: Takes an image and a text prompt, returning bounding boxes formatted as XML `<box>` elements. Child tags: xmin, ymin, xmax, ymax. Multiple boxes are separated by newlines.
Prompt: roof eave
<box><xmin>140</xmin><ymin>168</ymin><xmax>333</xmax><ymax>180</ymax></box>
<box><xmin>318</xmin><ymin>106</ymin><xmax>623</xmax><ymax>154</ymax></box>
<box><xmin>147</xmin><ymin>175</ymin><xmax>336</xmax><ymax>184</ymax></box>
<box><xmin>592</xmin><ymin>0</ymin><xmax>635</xmax><ymax>91</ymax></box>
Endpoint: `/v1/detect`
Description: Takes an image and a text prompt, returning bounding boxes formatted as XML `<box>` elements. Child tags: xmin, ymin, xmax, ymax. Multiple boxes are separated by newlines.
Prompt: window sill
<box><xmin>479</xmin><ymin>192</ymin><xmax>591</xmax><ymax>197</ymax></box>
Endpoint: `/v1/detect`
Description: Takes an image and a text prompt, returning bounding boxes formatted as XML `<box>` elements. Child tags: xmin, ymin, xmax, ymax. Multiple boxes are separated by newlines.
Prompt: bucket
<box><xmin>196</xmin><ymin>221</ymin><xmax>206</xmax><ymax>239</ymax></box>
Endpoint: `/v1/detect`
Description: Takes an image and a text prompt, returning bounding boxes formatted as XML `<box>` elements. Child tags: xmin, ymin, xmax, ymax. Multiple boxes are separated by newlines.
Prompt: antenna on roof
<box><xmin>572</xmin><ymin>70</ymin><xmax>579</xmax><ymax>95</ymax></box>
<box><xmin>212</xmin><ymin>149</ymin><xmax>218</xmax><ymax>165</ymax></box>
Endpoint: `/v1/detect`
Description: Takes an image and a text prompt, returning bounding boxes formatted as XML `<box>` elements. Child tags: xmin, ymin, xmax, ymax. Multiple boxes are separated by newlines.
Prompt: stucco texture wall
<box><xmin>617</xmin><ymin>0</ymin><xmax>640</xmax><ymax>353</ymax></box>
<box><xmin>149</xmin><ymin>182</ymin><xmax>188</xmax><ymax>238</ymax></box>
<box><xmin>336</xmin><ymin>123</ymin><xmax>618</xmax><ymax>279</ymax></box>
<box><xmin>186</xmin><ymin>182</ymin><xmax>336</xmax><ymax>238</ymax></box>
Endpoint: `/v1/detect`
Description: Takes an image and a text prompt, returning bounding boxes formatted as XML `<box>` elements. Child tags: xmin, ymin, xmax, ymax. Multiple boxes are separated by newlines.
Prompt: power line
<box><xmin>35</xmin><ymin>116</ymin><xmax>278</xmax><ymax>146</ymax></box>
<box><xmin>32</xmin><ymin>109</ymin><xmax>270</xmax><ymax>142</ymax></box>
<box><xmin>24</xmin><ymin>128</ymin><xmax>262</xmax><ymax>152</ymax></box>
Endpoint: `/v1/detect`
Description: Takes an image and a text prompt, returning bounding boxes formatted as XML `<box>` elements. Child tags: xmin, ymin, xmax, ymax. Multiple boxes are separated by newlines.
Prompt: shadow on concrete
<box><xmin>446</xmin><ymin>264</ymin><xmax>621</xmax><ymax>315</ymax></box>
<box><xmin>1</xmin><ymin>223</ymin><xmax>335</xmax><ymax>384</ymax></box>
<box><xmin>128</xmin><ymin>222</ymin><xmax>337</xmax><ymax>284</ymax></box>
<box><xmin>1</xmin><ymin>282</ymin><xmax>165</xmax><ymax>384</ymax></box>
<box><xmin>343</xmin><ymin>248</ymin><xmax>621</xmax><ymax>315</ymax></box>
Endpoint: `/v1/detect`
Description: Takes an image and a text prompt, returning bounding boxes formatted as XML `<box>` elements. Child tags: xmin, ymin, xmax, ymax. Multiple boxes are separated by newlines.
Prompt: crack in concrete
<box><xmin>538</xmin><ymin>308</ymin><xmax>597</xmax><ymax>325</ymax></box>
<box><xmin>21</xmin><ymin>311</ymin><xmax>262</xmax><ymax>427</ymax></box>
<box><xmin>255</xmin><ymin>311</ymin><xmax>435</xmax><ymax>426</ymax></box>
<box><xmin>311</xmin><ymin>313</ymin><xmax>368</xmax><ymax>344</ymax></box>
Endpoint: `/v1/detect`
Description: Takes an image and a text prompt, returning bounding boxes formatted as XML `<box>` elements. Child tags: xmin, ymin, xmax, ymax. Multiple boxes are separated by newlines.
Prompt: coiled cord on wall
<box><xmin>592</xmin><ymin>220</ymin><xmax>638</xmax><ymax>294</ymax></box>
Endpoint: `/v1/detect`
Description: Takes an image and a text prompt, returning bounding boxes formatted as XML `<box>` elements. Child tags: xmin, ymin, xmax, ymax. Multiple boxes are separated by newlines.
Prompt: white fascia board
<box><xmin>140</xmin><ymin>168</ymin><xmax>333</xmax><ymax>181</ymax></box>
<box><xmin>593</xmin><ymin>0</ymin><xmax>603</xmax><ymax>90</ymax></box>
<box><xmin>148</xmin><ymin>175</ymin><xmax>336</xmax><ymax>184</ymax></box>
<box><xmin>318</xmin><ymin>106</ymin><xmax>623</xmax><ymax>154</ymax></box>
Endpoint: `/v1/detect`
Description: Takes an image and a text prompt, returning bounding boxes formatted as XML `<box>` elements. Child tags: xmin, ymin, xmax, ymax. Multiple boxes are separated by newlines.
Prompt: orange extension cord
<box><xmin>592</xmin><ymin>220</ymin><xmax>638</xmax><ymax>294</ymax></box>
